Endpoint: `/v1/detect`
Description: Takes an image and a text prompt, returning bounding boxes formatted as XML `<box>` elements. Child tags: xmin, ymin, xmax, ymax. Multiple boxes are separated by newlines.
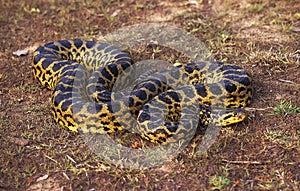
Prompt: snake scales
<box><xmin>32</xmin><ymin>39</ymin><xmax>253</xmax><ymax>143</ymax></box>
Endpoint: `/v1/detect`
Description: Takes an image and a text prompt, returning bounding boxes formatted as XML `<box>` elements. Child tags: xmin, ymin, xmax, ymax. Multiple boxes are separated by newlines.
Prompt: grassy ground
<box><xmin>0</xmin><ymin>0</ymin><xmax>299</xmax><ymax>190</ymax></box>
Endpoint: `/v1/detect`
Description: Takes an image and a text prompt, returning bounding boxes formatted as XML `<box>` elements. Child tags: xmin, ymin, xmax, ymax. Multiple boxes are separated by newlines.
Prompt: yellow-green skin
<box><xmin>32</xmin><ymin>40</ymin><xmax>253</xmax><ymax>143</ymax></box>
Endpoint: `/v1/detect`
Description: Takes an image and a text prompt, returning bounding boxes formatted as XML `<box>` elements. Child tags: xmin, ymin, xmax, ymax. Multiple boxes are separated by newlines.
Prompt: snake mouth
<box><xmin>220</xmin><ymin>108</ymin><xmax>248</xmax><ymax>126</ymax></box>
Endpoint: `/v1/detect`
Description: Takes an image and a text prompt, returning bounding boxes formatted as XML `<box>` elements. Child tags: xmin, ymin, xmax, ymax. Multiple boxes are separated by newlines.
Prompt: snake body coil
<box><xmin>32</xmin><ymin>39</ymin><xmax>253</xmax><ymax>143</ymax></box>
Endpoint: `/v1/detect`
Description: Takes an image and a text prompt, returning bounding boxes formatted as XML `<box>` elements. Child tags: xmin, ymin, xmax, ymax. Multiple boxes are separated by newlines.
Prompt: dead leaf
<box><xmin>12</xmin><ymin>49</ymin><xmax>29</xmax><ymax>56</ymax></box>
<box><xmin>7</xmin><ymin>136</ymin><xmax>29</xmax><ymax>146</ymax></box>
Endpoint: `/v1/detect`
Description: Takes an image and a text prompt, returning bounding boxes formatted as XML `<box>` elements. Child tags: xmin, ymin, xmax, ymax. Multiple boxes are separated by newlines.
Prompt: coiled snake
<box><xmin>32</xmin><ymin>40</ymin><xmax>253</xmax><ymax>143</ymax></box>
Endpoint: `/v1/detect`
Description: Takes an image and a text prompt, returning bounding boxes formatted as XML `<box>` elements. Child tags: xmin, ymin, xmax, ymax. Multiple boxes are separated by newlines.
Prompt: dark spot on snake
<box><xmin>59</xmin><ymin>40</ymin><xmax>72</xmax><ymax>49</ymax></box>
<box><xmin>153</xmin><ymin>79</ymin><xmax>162</xmax><ymax>87</ymax></box>
<box><xmin>33</xmin><ymin>54</ymin><xmax>43</xmax><ymax>64</ymax></box>
<box><xmin>52</xmin><ymin>62</ymin><xmax>66</xmax><ymax>72</ymax></box>
<box><xmin>223</xmin><ymin>114</ymin><xmax>233</xmax><ymax>121</ymax></box>
<box><xmin>108</xmin><ymin>63</ymin><xmax>119</xmax><ymax>76</ymax></box>
<box><xmin>238</xmin><ymin>86</ymin><xmax>246</xmax><ymax>93</ymax></box>
<box><xmin>66</xmin><ymin>120</ymin><xmax>75</xmax><ymax>128</ymax></box>
<box><xmin>184</xmin><ymin>65</ymin><xmax>194</xmax><ymax>74</ymax></box>
<box><xmin>41</xmin><ymin>59</ymin><xmax>53</xmax><ymax>69</ymax></box>
<box><xmin>85</xmin><ymin>41</ymin><xmax>95</xmax><ymax>49</ymax></box>
<box><xmin>60</xmin><ymin>46</ymin><xmax>66</xmax><ymax>52</ymax></box>
<box><xmin>168</xmin><ymin>91</ymin><xmax>180</xmax><ymax>102</ymax></box>
<box><xmin>159</xmin><ymin>137</ymin><xmax>167</xmax><ymax>143</ymax></box>
<box><xmin>138</xmin><ymin>111</ymin><xmax>151</xmax><ymax>123</ymax></box>
<box><xmin>101</xmin><ymin>67</ymin><xmax>113</xmax><ymax>81</ymax></box>
<box><xmin>159</xmin><ymin>94</ymin><xmax>172</xmax><ymax>104</ymax></box>
<box><xmin>227</xmin><ymin>70</ymin><xmax>246</xmax><ymax>76</ymax></box>
<box><xmin>76</xmin><ymin>53</ymin><xmax>81</xmax><ymax>59</ymax></box>
<box><xmin>209</xmin><ymin>95</ymin><xmax>216</xmax><ymax>100</ymax></box>
<box><xmin>239</xmin><ymin>94</ymin><xmax>246</xmax><ymax>99</ymax></box>
<box><xmin>227</xmin><ymin>103</ymin><xmax>237</xmax><ymax>108</ymax></box>
<box><xmin>56</xmin><ymin>83</ymin><xmax>74</xmax><ymax>92</ymax></box>
<box><xmin>61</xmin><ymin>99</ymin><xmax>72</xmax><ymax>111</ymax></box>
<box><xmin>120</xmin><ymin>61</ymin><xmax>131</xmax><ymax>70</ymax></box>
<box><xmin>227</xmin><ymin>94</ymin><xmax>237</xmax><ymax>101</ymax></box>
<box><xmin>57</xmin><ymin>119</ymin><xmax>65</xmax><ymax>126</ymax></box>
<box><xmin>46</xmin><ymin>42</ymin><xmax>60</xmax><ymax>51</ymax></box>
<box><xmin>144</xmin><ymin>83</ymin><xmax>156</xmax><ymax>92</ymax></box>
<box><xmin>242</xmin><ymin>77</ymin><xmax>251</xmax><ymax>86</ymax></box>
<box><xmin>74</xmin><ymin>39</ymin><xmax>83</xmax><ymax>49</ymax></box>
<box><xmin>134</xmin><ymin>101</ymin><xmax>143</xmax><ymax>107</ymax></box>
<box><xmin>195</xmin><ymin>84</ymin><xmax>208</xmax><ymax>98</ymax></box>
<box><xmin>80</xmin><ymin>47</ymin><xmax>86</xmax><ymax>53</ymax></box>
<box><xmin>41</xmin><ymin>73</ymin><xmax>47</xmax><ymax>83</ymax></box>
<box><xmin>128</xmin><ymin>97</ymin><xmax>134</xmax><ymax>107</ymax></box>
<box><xmin>135</xmin><ymin>90</ymin><xmax>147</xmax><ymax>100</ymax></box>
<box><xmin>115</xmin><ymin>53</ymin><xmax>129</xmax><ymax>60</ymax></box>
<box><xmin>68</xmin><ymin>52</ymin><xmax>73</xmax><ymax>60</ymax></box>
<box><xmin>224</xmin><ymin>80</ymin><xmax>237</xmax><ymax>93</ymax></box>
<box><xmin>104</xmin><ymin>46</ymin><xmax>117</xmax><ymax>53</ymax></box>
<box><xmin>94</xmin><ymin>77</ymin><xmax>106</xmax><ymax>85</ymax></box>
<box><xmin>96</xmin><ymin>44</ymin><xmax>109</xmax><ymax>51</ymax></box>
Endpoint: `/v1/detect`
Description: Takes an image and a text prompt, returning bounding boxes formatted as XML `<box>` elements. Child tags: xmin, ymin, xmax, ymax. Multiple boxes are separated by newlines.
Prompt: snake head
<box><xmin>208</xmin><ymin>108</ymin><xmax>248</xmax><ymax>127</ymax></box>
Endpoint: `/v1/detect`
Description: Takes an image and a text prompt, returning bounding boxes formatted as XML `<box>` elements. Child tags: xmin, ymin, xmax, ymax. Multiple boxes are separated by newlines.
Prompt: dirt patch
<box><xmin>0</xmin><ymin>0</ymin><xmax>299</xmax><ymax>190</ymax></box>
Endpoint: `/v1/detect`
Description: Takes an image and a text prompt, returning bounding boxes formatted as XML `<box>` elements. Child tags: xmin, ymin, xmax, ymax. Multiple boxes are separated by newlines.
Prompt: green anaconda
<box><xmin>32</xmin><ymin>39</ymin><xmax>253</xmax><ymax>143</ymax></box>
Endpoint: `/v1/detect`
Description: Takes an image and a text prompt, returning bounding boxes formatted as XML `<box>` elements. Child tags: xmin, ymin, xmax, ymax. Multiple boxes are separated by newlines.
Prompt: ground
<box><xmin>0</xmin><ymin>0</ymin><xmax>299</xmax><ymax>190</ymax></box>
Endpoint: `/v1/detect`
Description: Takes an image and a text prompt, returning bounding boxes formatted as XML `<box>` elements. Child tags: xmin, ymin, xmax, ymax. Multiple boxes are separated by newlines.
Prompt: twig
<box><xmin>222</xmin><ymin>159</ymin><xmax>270</xmax><ymax>165</ymax></box>
<box><xmin>277</xmin><ymin>79</ymin><xmax>294</xmax><ymax>84</ymax></box>
<box><xmin>245</xmin><ymin>107</ymin><xmax>273</xmax><ymax>111</ymax></box>
<box><xmin>44</xmin><ymin>154</ymin><xmax>58</xmax><ymax>163</ymax></box>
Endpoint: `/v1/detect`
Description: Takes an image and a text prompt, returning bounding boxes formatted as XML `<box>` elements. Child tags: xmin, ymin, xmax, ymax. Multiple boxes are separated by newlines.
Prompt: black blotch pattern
<box><xmin>59</xmin><ymin>40</ymin><xmax>72</xmax><ymax>49</ymax></box>
<box><xmin>41</xmin><ymin>59</ymin><xmax>53</xmax><ymax>70</ymax></box>
<box><xmin>165</xmin><ymin>122</ymin><xmax>178</xmax><ymax>133</ymax></box>
<box><xmin>241</xmin><ymin>77</ymin><xmax>251</xmax><ymax>86</ymax></box>
<box><xmin>96</xmin><ymin>44</ymin><xmax>108</xmax><ymax>51</ymax></box>
<box><xmin>138</xmin><ymin>107</ymin><xmax>151</xmax><ymax>123</ymax></box>
<box><xmin>128</xmin><ymin>97</ymin><xmax>134</xmax><ymax>107</ymax></box>
<box><xmin>115</xmin><ymin>53</ymin><xmax>129</xmax><ymax>60</ymax></box>
<box><xmin>184</xmin><ymin>65</ymin><xmax>194</xmax><ymax>74</ymax></box>
<box><xmin>167</xmin><ymin>91</ymin><xmax>180</xmax><ymax>102</ymax></box>
<box><xmin>61</xmin><ymin>99</ymin><xmax>72</xmax><ymax>111</ymax></box>
<box><xmin>74</xmin><ymin>39</ymin><xmax>83</xmax><ymax>49</ymax></box>
<box><xmin>86</xmin><ymin>41</ymin><xmax>95</xmax><ymax>49</ymax></box>
<box><xmin>195</xmin><ymin>84</ymin><xmax>208</xmax><ymax>98</ymax></box>
<box><xmin>145</xmin><ymin>83</ymin><xmax>156</xmax><ymax>92</ymax></box>
<box><xmin>104</xmin><ymin>46</ymin><xmax>116</xmax><ymax>53</ymax></box>
<box><xmin>224</xmin><ymin>80</ymin><xmax>237</xmax><ymax>93</ymax></box>
<box><xmin>136</xmin><ymin>90</ymin><xmax>147</xmax><ymax>100</ymax></box>
<box><xmin>44</xmin><ymin>42</ymin><xmax>60</xmax><ymax>51</ymax></box>
<box><xmin>108</xmin><ymin>64</ymin><xmax>119</xmax><ymax>77</ymax></box>
<box><xmin>101</xmin><ymin>67</ymin><xmax>113</xmax><ymax>81</ymax></box>
<box><xmin>238</xmin><ymin>87</ymin><xmax>246</xmax><ymax>93</ymax></box>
